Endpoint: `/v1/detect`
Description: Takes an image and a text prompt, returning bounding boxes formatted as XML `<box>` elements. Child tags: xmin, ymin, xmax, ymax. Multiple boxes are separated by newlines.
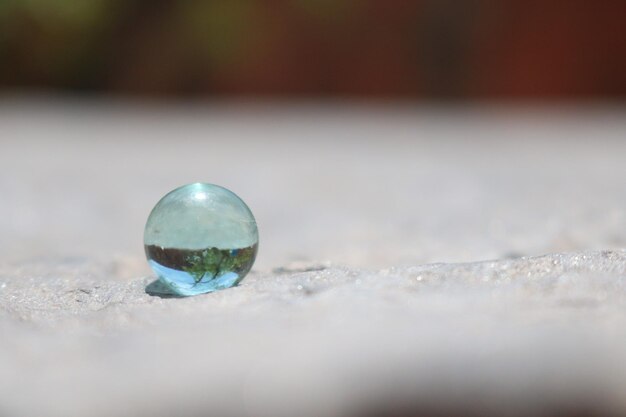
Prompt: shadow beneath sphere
<box><xmin>145</xmin><ymin>279</ymin><xmax>184</xmax><ymax>298</ymax></box>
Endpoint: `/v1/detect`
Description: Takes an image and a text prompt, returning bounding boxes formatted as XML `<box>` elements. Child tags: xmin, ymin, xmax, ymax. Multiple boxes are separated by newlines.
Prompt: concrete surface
<box><xmin>0</xmin><ymin>100</ymin><xmax>625</xmax><ymax>416</ymax></box>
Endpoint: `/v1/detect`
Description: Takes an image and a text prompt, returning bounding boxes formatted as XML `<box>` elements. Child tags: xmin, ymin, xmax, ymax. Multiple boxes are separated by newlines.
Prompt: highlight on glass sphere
<box><xmin>144</xmin><ymin>183</ymin><xmax>258</xmax><ymax>296</ymax></box>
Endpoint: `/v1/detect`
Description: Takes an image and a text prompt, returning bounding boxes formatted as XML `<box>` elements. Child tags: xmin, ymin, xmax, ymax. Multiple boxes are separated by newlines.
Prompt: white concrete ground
<box><xmin>0</xmin><ymin>100</ymin><xmax>625</xmax><ymax>416</ymax></box>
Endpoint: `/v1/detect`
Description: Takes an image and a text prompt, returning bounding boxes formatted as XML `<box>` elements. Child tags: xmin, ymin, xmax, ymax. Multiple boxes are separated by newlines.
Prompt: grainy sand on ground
<box><xmin>1</xmin><ymin>101</ymin><xmax>625</xmax><ymax>416</ymax></box>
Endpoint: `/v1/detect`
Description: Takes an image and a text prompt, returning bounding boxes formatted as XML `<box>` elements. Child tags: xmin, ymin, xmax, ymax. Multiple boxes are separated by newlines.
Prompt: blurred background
<box><xmin>0</xmin><ymin>0</ymin><xmax>624</xmax><ymax>100</ymax></box>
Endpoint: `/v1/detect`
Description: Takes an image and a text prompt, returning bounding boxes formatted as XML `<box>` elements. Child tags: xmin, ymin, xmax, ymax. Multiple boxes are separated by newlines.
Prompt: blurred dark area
<box><xmin>0</xmin><ymin>0</ymin><xmax>624</xmax><ymax>99</ymax></box>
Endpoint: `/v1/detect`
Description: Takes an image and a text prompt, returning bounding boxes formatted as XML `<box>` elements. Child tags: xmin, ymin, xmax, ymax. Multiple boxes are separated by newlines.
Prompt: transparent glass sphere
<box><xmin>144</xmin><ymin>183</ymin><xmax>258</xmax><ymax>296</ymax></box>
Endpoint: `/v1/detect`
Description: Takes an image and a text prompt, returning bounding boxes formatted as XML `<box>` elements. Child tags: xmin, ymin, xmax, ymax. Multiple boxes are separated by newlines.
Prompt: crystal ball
<box><xmin>144</xmin><ymin>183</ymin><xmax>258</xmax><ymax>296</ymax></box>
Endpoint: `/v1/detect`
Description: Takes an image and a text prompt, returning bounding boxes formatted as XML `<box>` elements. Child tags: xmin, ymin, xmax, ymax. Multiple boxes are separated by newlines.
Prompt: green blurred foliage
<box><xmin>180</xmin><ymin>1</ymin><xmax>256</xmax><ymax>67</ymax></box>
<box><xmin>0</xmin><ymin>0</ymin><xmax>624</xmax><ymax>97</ymax></box>
<box><xmin>293</xmin><ymin>0</ymin><xmax>355</xmax><ymax>21</ymax></box>
<box><xmin>16</xmin><ymin>0</ymin><xmax>108</xmax><ymax>28</ymax></box>
<box><xmin>0</xmin><ymin>0</ymin><xmax>115</xmax><ymax>87</ymax></box>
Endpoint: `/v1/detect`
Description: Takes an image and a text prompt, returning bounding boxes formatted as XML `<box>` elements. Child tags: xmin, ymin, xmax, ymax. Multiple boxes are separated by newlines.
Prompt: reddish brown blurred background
<box><xmin>0</xmin><ymin>0</ymin><xmax>624</xmax><ymax>99</ymax></box>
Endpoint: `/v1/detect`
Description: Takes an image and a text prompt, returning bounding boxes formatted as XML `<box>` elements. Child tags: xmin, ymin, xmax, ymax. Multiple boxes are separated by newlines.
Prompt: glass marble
<box><xmin>144</xmin><ymin>183</ymin><xmax>258</xmax><ymax>296</ymax></box>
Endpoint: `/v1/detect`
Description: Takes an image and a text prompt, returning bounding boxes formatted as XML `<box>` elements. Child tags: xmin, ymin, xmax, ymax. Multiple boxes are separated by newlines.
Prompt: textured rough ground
<box><xmin>0</xmin><ymin>101</ymin><xmax>625</xmax><ymax>417</ymax></box>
